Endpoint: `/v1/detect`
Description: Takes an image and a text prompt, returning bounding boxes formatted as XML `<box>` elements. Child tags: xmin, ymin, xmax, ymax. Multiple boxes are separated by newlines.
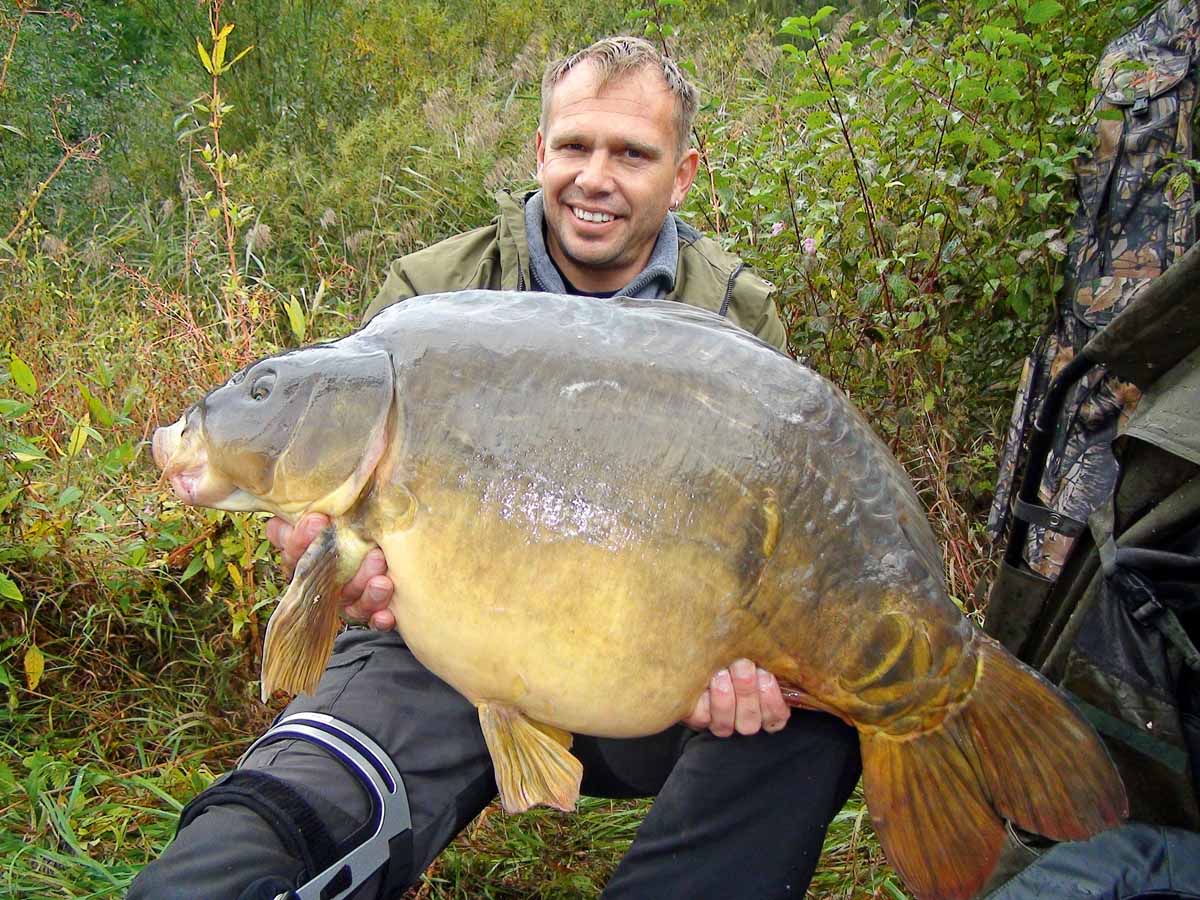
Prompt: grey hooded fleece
<box><xmin>523</xmin><ymin>191</ymin><xmax>677</xmax><ymax>299</ymax></box>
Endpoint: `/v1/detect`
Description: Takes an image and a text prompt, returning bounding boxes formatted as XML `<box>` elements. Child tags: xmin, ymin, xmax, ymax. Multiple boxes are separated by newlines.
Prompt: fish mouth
<box><xmin>153</xmin><ymin>414</ymin><xmax>239</xmax><ymax>508</ymax></box>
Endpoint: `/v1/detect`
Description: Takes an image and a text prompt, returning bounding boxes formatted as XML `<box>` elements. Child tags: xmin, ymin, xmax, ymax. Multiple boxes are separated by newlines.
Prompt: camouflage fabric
<box><xmin>988</xmin><ymin>0</ymin><xmax>1200</xmax><ymax>579</ymax></box>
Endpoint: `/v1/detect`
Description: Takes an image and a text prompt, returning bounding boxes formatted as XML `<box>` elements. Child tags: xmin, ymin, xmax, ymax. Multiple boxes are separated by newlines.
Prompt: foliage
<box><xmin>0</xmin><ymin>0</ymin><xmax>1174</xmax><ymax>895</ymax></box>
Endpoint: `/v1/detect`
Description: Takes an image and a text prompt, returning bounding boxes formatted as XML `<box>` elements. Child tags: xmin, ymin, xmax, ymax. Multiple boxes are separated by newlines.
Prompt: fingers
<box><xmin>730</xmin><ymin>658</ymin><xmax>762</xmax><ymax>736</ymax></box>
<box><xmin>278</xmin><ymin>513</ymin><xmax>329</xmax><ymax>579</ymax></box>
<box><xmin>685</xmin><ymin>660</ymin><xmax>791</xmax><ymax>737</ymax></box>
<box><xmin>340</xmin><ymin>548</ymin><xmax>396</xmax><ymax>630</ymax></box>
<box><xmin>339</xmin><ymin>547</ymin><xmax>387</xmax><ymax>603</ymax></box>
<box><xmin>707</xmin><ymin>669</ymin><xmax>736</xmax><ymax>737</ymax></box>
<box><xmin>680</xmin><ymin>690</ymin><xmax>712</xmax><ymax>731</ymax></box>
<box><xmin>757</xmin><ymin>668</ymin><xmax>791</xmax><ymax>733</ymax></box>
<box><xmin>265</xmin><ymin>516</ymin><xmax>290</xmax><ymax>553</ymax></box>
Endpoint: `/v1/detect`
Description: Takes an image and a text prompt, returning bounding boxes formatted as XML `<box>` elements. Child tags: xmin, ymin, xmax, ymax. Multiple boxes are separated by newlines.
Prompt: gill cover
<box><xmin>201</xmin><ymin>345</ymin><xmax>395</xmax><ymax>516</ymax></box>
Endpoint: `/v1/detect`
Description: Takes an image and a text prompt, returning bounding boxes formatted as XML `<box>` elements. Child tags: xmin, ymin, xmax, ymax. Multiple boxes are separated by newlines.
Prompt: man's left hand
<box><xmin>681</xmin><ymin>659</ymin><xmax>791</xmax><ymax>737</ymax></box>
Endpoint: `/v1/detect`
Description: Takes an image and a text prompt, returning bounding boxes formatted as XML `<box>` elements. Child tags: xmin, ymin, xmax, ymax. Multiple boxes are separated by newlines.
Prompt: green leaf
<box><xmin>180</xmin><ymin>555</ymin><xmax>206</xmax><ymax>582</ymax></box>
<box><xmin>285</xmin><ymin>296</ymin><xmax>307</xmax><ymax>342</ymax></box>
<box><xmin>791</xmin><ymin>90</ymin><xmax>831</xmax><ymax>108</ymax></box>
<box><xmin>0</xmin><ymin>488</ymin><xmax>21</xmax><ymax>516</ymax></box>
<box><xmin>212</xmin><ymin>23</ymin><xmax>234</xmax><ymax>71</ymax></box>
<box><xmin>77</xmin><ymin>382</ymin><xmax>113</xmax><ymax>427</ymax></box>
<box><xmin>0</xmin><ymin>572</ymin><xmax>23</xmax><ymax>604</ymax></box>
<box><xmin>1025</xmin><ymin>0</ymin><xmax>1063</xmax><ymax>24</ymax></box>
<box><xmin>810</xmin><ymin>5</ymin><xmax>837</xmax><ymax>25</ymax></box>
<box><xmin>196</xmin><ymin>38</ymin><xmax>215</xmax><ymax>75</ymax></box>
<box><xmin>9</xmin><ymin>354</ymin><xmax>36</xmax><ymax>395</ymax></box>
<box><xmin>228</xmin><ymin>45</ymin><xmax>255</xmax><ymax>70</ymax></box>
<box><xmin>780</xmin><ymin>15</ymin><xmax>811</xmax><ymax>35</ymax></box>
<box><xmin>1</xmin><ymin>123</ymin><xmax>26</xmax><ymax>138</ymax></box>
<box><xmin>801</xmin><ymin>108</ymin><xmax>829</xmax><ymax>130</ymax></box>
<box><xmin>992</xmin><ymin>84</ymin><xmax>1023</xmax><ymax>104</ymax></box>
<box><xmin>65</xmin><ymin>413</ymin><xmax>91</xmax><ymax>458</ymax></box>
<box><xmin>0</xmin><ymin>398</ymin><xmax>30</xmax><ymax>417</ymax></box>
<box><xmin>57</xmin><ymin>486</ymin><xmax>83</xmax><ymax>507</ymax></box>
<box><xmin>24</xmin><ymin>644</ymin><xmax>44</xmax><ymax>692</ymax></box>
<box><xmin>1097</xmin><ymin>108</ymin><xmax>1125</xmax><ymax>121</ymax></box>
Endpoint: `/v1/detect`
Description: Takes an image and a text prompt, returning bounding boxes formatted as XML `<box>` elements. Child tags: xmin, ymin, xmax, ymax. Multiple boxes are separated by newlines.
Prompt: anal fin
<box><xmin>477</xmin><ymin>703</ymin><xmax>582</xmax><ymax>814</ymax></box>
<box><xmin>260</xmin><ymin>524</ymin><xmax>344</xmax><ymax>702</ymax></box>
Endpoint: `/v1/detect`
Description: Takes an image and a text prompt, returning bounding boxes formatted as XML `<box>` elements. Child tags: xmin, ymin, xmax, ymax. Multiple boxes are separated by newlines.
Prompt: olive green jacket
<box><xmin>363</xmin><ymin>190</ymin><xmax>787</xmax><ymax>352</ymax></box>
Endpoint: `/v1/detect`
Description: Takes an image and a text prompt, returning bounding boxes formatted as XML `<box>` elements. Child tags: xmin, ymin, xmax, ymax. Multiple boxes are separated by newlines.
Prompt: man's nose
<box><xmin>574</xmin><ymin>151</ymin><xmax>613</xmax><ymax>193</ymax></box>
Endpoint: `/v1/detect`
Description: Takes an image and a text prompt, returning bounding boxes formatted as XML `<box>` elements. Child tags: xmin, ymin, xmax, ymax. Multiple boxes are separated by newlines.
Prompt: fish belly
<box><xmin>374</xmin><ymin>496</ymin><xmax>760</xmax><ymax>737</ymax></box>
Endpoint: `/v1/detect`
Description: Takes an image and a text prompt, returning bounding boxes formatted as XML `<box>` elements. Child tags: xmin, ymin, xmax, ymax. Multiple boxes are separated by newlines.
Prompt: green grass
<box><xmin>1</xmin><ymin>723</ymin><xmax>905</xmax><ymax>899</ymax></box>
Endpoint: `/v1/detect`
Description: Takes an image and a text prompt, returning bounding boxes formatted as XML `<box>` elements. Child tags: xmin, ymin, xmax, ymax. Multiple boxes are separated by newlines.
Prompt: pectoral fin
<box><xmin>477</xmin><ymin>703</ymin><xmax>582</xmax><ymax>814</ymax></box>
<box><xmin>260</xmin><ymin>524</ymin><xmax>344</xmax><ymax>702</ymax></box>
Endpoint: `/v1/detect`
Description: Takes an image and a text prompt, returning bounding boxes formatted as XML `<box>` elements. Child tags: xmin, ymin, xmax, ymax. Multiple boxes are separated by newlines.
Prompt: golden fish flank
<box><xmin>154</xmin><ymin>290</ymin><xmax>1127</xmax><ymax>900</ymax></box>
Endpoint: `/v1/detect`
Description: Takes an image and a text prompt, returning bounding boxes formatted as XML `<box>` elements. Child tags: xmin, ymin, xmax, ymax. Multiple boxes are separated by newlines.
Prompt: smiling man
<box><xmin>130</xmin><ymin>37</ymin><xmax>861</xmax><ymax>900</ymax></box>
<box><xmin>536</xmin><ymin>52</ymin><xmax>698</xmax><ymax>293</ymax></box>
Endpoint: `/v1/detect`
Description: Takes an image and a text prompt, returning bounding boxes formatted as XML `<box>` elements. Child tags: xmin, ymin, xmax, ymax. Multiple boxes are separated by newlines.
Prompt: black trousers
<box><xmin>128</xmin><ymin>629</ymin><xmax>862</xmax><ymax>900</ymax></box>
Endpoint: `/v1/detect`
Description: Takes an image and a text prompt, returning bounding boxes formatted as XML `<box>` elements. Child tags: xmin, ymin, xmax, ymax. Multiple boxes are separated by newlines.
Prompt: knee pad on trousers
<box><xmin>181</xmin><ymin>712</ymin><xmax>413</xmax><ymax>900</ymax></box>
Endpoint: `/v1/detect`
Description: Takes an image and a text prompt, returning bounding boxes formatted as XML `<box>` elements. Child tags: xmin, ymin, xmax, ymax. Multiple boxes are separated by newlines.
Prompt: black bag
<box><xmin>983</xmin><ymin>244</ymin><xmax>1200</xmax><ymax>895</ymax></box>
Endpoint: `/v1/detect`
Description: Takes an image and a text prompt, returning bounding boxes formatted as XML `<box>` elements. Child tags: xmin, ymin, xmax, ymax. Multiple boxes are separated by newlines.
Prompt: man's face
<box><xmin>536</xmin><ymin>63</ymin><xmax>699</xmax><ymax>293</ymax></box>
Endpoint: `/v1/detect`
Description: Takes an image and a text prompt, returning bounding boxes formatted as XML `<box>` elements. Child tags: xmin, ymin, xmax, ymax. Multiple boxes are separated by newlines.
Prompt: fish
<box><xmin>152</xmin><ymin>290</ymin><xmax>1126</xmax><ymax>900</ymax></box>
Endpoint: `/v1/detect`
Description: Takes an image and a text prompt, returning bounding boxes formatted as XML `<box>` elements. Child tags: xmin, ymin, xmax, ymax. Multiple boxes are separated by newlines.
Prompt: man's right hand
<box><xmin>265</xmin><ymin>514</ymin><xmax>396</xmax><ymax>630</ymax></box>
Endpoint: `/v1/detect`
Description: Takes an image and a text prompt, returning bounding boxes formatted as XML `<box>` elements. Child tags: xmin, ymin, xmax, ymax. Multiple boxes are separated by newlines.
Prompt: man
<box><xmin>129</xmin><ymin>37</ymin><xmax>861</xmax><ymax>900</ymax></box>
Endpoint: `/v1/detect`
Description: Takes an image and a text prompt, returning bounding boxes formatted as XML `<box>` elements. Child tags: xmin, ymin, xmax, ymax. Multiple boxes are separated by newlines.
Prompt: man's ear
<box><xmin>535</xmin><ymin>129</ymin><xmax>546</xmax><ymax>181</ymax></box>
<box><xmin>673</xmin><ymin>147</ymin><xmax>700</xmax><ymax>205</ymax></box>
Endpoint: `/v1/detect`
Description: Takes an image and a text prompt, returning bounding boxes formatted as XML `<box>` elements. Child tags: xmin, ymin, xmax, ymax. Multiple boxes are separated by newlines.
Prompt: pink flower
<box><xmin>770</xmin><ymin>221</ymin><xmax>786</xmax><ymax>237</ymax></box>
<box><xmin>802</xmin><ymin>237</ymin><xmax>817</xmax><ymax>255</ymax></box>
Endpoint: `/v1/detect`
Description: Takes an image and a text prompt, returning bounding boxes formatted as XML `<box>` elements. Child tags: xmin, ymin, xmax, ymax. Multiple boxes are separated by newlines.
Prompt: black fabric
<box><xmin>987</xmin><ymin>824</ymin><xmax>1200</xmax><ymax>899</ymax></box>
<box><xmin>546</xmin><ymin>248</ymin><xmax>619</xmax><ymax>299</ymax></box>
<box><xmin>238</xmin><ymin>876</ymin><xmax>298</xmax><ymax>900</ymax></box>
<box><xmin>176</xmin><ymin>769</ymin><xmax>340</xmax><ymax>885</ymax></box>
<box><xmin>128</xmin><ymin>628</ymin><xmax>862</xmax><ymax>900</ymax></box>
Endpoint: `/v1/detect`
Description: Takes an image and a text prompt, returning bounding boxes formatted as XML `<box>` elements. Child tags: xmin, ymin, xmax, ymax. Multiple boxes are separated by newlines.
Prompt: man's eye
<box><xmin>625</xmin><ymin>148</ymin><xmax>643</xmax><ymax>159</ymax></box>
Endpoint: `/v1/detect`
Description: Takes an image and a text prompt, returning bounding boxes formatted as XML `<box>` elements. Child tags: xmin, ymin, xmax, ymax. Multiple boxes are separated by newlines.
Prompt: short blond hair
<box><xmin>541</xmin><ymin>36</ymin><xmax>699</xmax><ymax>157</ymax></box>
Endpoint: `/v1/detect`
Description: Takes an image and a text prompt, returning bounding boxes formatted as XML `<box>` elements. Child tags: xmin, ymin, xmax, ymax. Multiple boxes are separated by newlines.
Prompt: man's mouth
<box><xmin>570</xmin><ymin>206</ymin><xmax>617</xmax><ymax>224</ymax></box>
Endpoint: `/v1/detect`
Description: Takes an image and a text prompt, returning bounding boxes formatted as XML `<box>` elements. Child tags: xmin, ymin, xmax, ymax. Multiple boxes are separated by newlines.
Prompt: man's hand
<box><xmin>265</xmin><ymin>514</ymin><xmax>396</xmax><ymax>630</ymax></box>
<box><xmin>681</xmin><ymin>659</ymin><xmax>791</xmax><ymax>737</ymax></box>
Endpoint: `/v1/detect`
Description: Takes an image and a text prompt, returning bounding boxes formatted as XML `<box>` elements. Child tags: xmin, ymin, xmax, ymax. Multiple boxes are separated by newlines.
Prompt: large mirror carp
<box><xmin>153</xmin><ymin>290</ymin><xmax>1126</xmax><ymax>900</ymax></box>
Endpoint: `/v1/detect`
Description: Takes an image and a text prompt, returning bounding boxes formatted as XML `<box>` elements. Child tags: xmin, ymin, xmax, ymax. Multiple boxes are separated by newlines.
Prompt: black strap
<box><xmin>1101</xmin><ymin>543</ymin><xmax>1200</xmax><ymax>672</ymax></box>
<box><xmin>1012</xmin><ymin>497</ymin><xmax>1087</xmax><ymax>536</ymax></box>
<box><xmin>178</xmin><ymin>770</ymin><xmax>340</xmax><ymax>886</ymax></box>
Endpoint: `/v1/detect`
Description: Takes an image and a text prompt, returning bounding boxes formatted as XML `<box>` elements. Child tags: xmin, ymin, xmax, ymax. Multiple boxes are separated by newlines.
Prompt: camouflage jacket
<box><xmin>363</xmin><ymin>189</ymin><xmax>788</xmax><ymax>353</ymax></box>
<box><xmin>989</xmin><ymin>0</ymin><xmax>1200</xmax><ymax>579</ymax></box>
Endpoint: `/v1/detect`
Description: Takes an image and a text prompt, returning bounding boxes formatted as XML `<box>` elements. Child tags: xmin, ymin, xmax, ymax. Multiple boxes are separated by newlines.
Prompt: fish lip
<box><xmin>155</xmin><ymin>414</ymin><xmax>236</xmax><ymax>508</ymax></box>
<box><xmin>165</xmin><ymin>461</ymin><xmax>238</xmax><ymax>508</ymax></box>
<box><xmin>168</xmin><ymin>467</ymin><xmax>207</xmax><ymax>505</ymax></box>
<box><xmin>152</xmin><ymin>417</ymin><xmax>186</xmax><ymax>470</ymax></box>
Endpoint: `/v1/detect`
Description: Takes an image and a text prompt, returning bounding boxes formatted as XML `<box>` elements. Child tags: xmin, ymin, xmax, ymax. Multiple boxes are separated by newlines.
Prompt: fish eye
<box><xmin>250</xmin><ymin>372</ymin><xmax>276</xmax><ymax>401</ymax></box>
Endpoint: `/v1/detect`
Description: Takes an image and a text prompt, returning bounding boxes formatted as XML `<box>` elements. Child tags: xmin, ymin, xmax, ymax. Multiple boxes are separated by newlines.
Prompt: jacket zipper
<box><xmin>719</xmin><ymin>264</ymin><xmax>744</xmax><ymax>318</ymax></box>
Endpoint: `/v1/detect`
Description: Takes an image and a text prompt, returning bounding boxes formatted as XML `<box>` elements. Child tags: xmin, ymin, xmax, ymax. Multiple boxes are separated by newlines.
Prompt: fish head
<box><xmin>153</xmin><ymin>345</ymin><xmax>394</xmax><ymax>517</ymax></box>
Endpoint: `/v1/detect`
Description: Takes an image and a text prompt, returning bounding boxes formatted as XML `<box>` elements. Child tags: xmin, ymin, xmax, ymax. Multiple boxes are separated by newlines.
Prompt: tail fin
<box><xmin>860</xmin><ymin>638</ymin><xmax>1127</xmax><ymax>900</ymax></box>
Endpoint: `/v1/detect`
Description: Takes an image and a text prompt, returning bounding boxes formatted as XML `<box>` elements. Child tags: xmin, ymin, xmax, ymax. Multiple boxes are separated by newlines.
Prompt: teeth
<box><xmin>572</xmin><ymin>207</ymin><xmax>614</xmax><ymax>223</ymax></box>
